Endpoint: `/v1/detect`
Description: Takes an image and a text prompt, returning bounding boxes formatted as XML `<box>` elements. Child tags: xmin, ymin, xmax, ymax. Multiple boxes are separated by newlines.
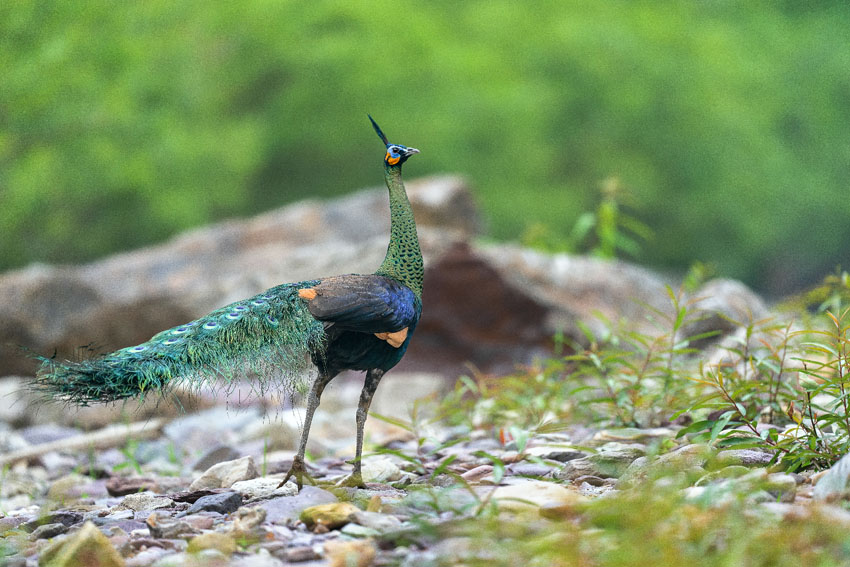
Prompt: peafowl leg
<box><xmin>279</xmin><ymin>371</ymin><xmax>335</xmax><ymax>489</ymax></box>
<box><xmin>338</xmin><ymin>368</ymin><xmax>385</xmax><ymax>488</ymax></box>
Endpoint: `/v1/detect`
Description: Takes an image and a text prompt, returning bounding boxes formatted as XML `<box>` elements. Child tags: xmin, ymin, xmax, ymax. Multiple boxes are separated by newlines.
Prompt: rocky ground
<box><xmin>4</xmin><ymin>368</ymin><xmax>850</xmax><ymax>567</ymax></box>
<box><xmin>3</xmin><ymin>178</ymin><xmax>850</xmax><ymax>565</ymax></box>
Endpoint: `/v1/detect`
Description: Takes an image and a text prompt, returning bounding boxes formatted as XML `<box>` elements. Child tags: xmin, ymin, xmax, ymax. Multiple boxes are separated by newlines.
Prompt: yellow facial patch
<box><xmin>386</xmin><ymin>153</ymin><xmax>401</xmax><ymax>166</ymax></box>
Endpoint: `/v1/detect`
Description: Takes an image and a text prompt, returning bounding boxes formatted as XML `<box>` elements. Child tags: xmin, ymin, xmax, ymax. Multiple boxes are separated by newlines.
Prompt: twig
<box><xmin>0</xmin><ymin>418</ymin><xmax>166</xmax><ymax>467</ymax></box>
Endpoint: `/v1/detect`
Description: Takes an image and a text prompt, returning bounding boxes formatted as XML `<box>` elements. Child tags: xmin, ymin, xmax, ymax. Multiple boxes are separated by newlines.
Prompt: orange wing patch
<box><xmin>298</xmin><ymin>288</ymin><xmax>317</xmax><ymax>300</ymax></box>
<box><xmin>375</xmin><ymin>327</ymin><xmax>409</xmax><ymax>348</ymax></box>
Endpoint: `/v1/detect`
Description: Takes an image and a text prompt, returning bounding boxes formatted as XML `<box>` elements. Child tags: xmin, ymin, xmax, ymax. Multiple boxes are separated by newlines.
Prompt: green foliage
<box><xmin>434</xmin><ymin>273</ymin><xmax>850</xmax><ymax>473</ymax></box>
<box><xmin>521</xmin><ymin>176</ymin><xmax>652</xmax><ymax>260</ymax></box>
<box><xmin>423</xmin><ymin>487</ymin><xmax>850</xmax><ymax>567</ymax></box>
<box><xmin>114</xmin><ymin>438</ymin><xmax>143</xmax><ymax>475</ymax></box>
<box><xmin>1</xmin><ymin>3</ymin><xmax>848</xmax><ymax>294</ymax></box>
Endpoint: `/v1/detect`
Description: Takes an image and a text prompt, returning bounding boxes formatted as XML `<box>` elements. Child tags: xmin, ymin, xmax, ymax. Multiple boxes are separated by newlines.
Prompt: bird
<box><xmin>34</xmin><ymin>116</ymin><xmax>423</xmax><ymax>489</ymax></box>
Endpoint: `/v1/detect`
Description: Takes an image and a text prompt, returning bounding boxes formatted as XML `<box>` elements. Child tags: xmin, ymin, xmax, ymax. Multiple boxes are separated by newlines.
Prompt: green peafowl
<box><xmin>34</xmin><ymin>116</ymin><xmax>423</xmax><ymax>488</ymax></box>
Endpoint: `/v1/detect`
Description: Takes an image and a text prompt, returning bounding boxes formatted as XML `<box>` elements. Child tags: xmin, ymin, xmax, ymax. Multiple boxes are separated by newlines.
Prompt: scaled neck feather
<box><xmin>375</xmin><ymin>164</ymin><xmax>424</xmax><ymax>298</ymax></box>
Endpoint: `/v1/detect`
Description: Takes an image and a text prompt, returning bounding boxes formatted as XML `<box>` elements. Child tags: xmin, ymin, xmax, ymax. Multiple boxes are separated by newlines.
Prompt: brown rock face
<box><xmin>407</xmin><ymin>242</ymin><xmax>551</xmax><ymax>375</ymax></box>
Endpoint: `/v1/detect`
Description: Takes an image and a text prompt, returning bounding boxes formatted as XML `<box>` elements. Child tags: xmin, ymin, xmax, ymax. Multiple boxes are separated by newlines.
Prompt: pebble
<box><xmin>523</xmin><ymin>446</ymin><xmax>585</xmax><ymax>462</ymax></box>
<box><xmin>324</xmin><ymin>539</ymin><xmax>376</xmax><ymax>567</ymax></box>
<box><xmin>281</xmin><ymin>546</ymin><xmax>321</xmax><ymax>562</ymax></box>
<box><xmin>39</xmin><ymin>521</ymin><xmax>123</xmax><ymax>567</ymax></box>
<box><xmin>589</xmin><ymin>427</ymin><xmax>676</xmax><ymax>445</ymax></box>
<box><xmin>554</xmin><ymin>458</ymin><xmax>604</xmax><ymax>482</ymax></box>
<box><xmin>106</xmin><ymin>476</ymin><xmax>159</xmax><ymax>496</ymax></box>
<box><xmin>300</xmin><ymin>502</ymin><xmax>360</xmax><ymax>530</ymax></box>
<box><xmin>145</xmin><ymin>513</ymin><xmax>199</xmax><ymax>539</ymax></box>
<box><xmin>352</xmin><ymin>510</ymin><xmax>402</xmax><ymax>532</ymax></box>
<box><xmin>23</xmin><ymin>510</ymin><xmax>83</xmax><ymax>532</ymax></box>
<box><xmin>229</xmin><ymin>506</ymin><xmax>267</xmax><ymax>540</ymax></box>
<box><xmin>185</xmin><ymin>492</ymin><xmax>243</xmax><ymax>515</ymax></box>
<box><xmin>715</xmin><ymin>448</ymin><xmax>774</xmax><ymax>467</ymax></box>
<box><xmin>361</xmin><ymin>456</ymin><xmax>403</xmax><ymax>483</ymax></box>
<box><xmin>117</xmin><ymin>491</ymin><xmax>174</xmax><ymax>512</ymax></box>
<box><xmin>231</xmin><ymin>549</ymin><xmax>286</xmax><ymax>567</ymax></box>
<box><xmin>257</xmin><ymin>486</ymin><xmax>338</xmax><ymax>524</ymax></box>
<box><xmin>29</xmin><ymin>522</ymin><xmax>69</xmax><ymax>540</ymax></box>
<box><xmin>231</xmin><ymin>477</ymin><xmax>298</xmax><ymax>501</ymax></box>
<box><xmin>186</xmin><ymin>531</ymin><xmax>237</xmax><ymax>555</ymax></box>
<box><xmin>813</xmin><ymin>452</ymin><xmax>850</xmax><ymax>501</ymax></box>
<box><xmin>490</xmin><ymin>479</ymin><xmax>587</xmax><ymax>513</ymax></box>
<box><xmin>189</xmin><ymin>456</ymin><xmax>259</xmax><ymax>491</ymax></box>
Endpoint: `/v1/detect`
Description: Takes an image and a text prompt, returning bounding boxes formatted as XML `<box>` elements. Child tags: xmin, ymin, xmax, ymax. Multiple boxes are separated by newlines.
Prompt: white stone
<box><xmin>117</xmin><ymin>491</ymin><xmax>174</xmax><ymax>512</ymax></box>
<box><xmin>490</xmin><ymin>479</ymin><xmax>587</xmax><ymax>513</ymax></box>
<box><xmin>230</xmin><ymin>477</ymin><xmax>297</xmax><ymax>500</ymax></box>
<box><xmin>361</xmin><ymin>456</ymin><xmax>402</xmax><ymax>483</ymax></box>
<box><xmin>189</xmin><ymin>456</ymin><xmax>258</xmax><ymax>491</ymax></box>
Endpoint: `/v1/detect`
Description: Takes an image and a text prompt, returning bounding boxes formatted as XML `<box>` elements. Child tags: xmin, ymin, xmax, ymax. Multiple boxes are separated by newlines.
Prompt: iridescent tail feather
<box><xmin>33</xmin><ymin>281</ymin><xmax>327</xmax><ymax>405</ymax></box>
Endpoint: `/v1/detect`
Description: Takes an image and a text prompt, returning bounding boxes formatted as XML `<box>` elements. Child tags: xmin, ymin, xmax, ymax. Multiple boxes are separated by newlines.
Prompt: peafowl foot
<box><xmin>279</xmin><ymin>457</ymin><xmax>315</xmax><ymax>489</ymax></box>
<box><xmin>335</xmin><ymin>472</ymin><xmax>366</xmax><ymax>489</ymax></box>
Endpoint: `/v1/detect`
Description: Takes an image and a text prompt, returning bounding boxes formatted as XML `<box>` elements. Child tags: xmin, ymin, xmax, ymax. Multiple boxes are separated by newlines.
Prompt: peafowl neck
<box><xmin>375</xmin><ymin>164</ymin><xmax>424</xmax><ymax>298</ymax></box>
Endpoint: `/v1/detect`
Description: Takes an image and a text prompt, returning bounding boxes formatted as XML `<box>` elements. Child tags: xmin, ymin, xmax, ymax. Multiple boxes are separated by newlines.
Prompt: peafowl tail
<box><xmin>33</xmin><ymin>281</ymin><xmax>327</xmax><ymax>405</ymax></box>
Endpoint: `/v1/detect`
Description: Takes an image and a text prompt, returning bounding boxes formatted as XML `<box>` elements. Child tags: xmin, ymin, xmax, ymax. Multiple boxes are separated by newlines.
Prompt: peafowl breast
<box><xmin>34</xmin><ymin>116</ymin><xmax>423</xmax><ymax>488</ymax></box>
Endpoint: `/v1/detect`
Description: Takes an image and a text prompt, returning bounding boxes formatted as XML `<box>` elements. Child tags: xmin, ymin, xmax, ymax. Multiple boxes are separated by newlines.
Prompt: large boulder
<box><xmin>0</xmin><ymin>174</ymin><xmax>762</xmax><ymax>381</ymax></box>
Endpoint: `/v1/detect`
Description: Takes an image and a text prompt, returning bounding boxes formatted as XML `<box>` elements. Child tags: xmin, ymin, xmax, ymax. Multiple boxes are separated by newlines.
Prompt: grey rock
<box><xmin>117</xmin><ymin>492</ymin><xmax>174</xmax><ymax>512</ymax></box>
<box><xmin>191</xmin><ymin>445</ymin><xmax>241</xmax><ymax>472</ymax></box>
<box><xmin>0</xmin><ymin>173</ymin><xmax>699</xmax><ymax>381</ymax></box>
<box><xmin>715</xmin><ymin>449</ymin><xmax>774</xmax><ymax>467</ymax></box>
<box><xmin>153</xmin><ymin>549</ymin><xmax>228</xmax><ymax>567</ymax></box>
<box><xmin>587</xmin><ymin>442</ymin><xmax>647</xmax><ymax>478</ymax></box>
<box><xmin>23</xmin><ymin>510</ymin><xmax>82</xmax><ymax>532</ymax></box>
<box><xmin>231</xmin><ymin>477</ymin><xmax>298</xmax><ymax>501</ymax></box>
<box><xmin>280</xmin><ymin>546</ymin><xmax>321</xmax><ymax>562</ymax></box>
<box><xmin>340</xmin><ymin>523</ymin><xmax>380</xmax><ymax>538</ymax></box>
<box><xmin>508</xmin><ymin>462</ymin><xmax>553</xmax><ymax>477</ymax></box>
<box><xmin>814</xmin><ymin>452</ymin><xmax>850</xmax><ymax>501</ymax></box>
<box><xmin>185</xmin><ymin>491</ymin><xmax>243</xmax><ymax>515</ymax></box>
<box><xmin>361</xmin><ymin>457</ymin><xmax>403</xmax><ymax>483</ymax></box>
<box><xmin>18</xmin><ymin>423</ymin><xmax>81</xmax><ymax>445</ymax></box>
<box><xmin>617</xmin><ymin>444</ymin><xmax>714</xmax><ymax>488</ymax></box>
<box><xmin>523</xmin><ymin>445</ymin><xmax>585</xmax><ymax>462</ymax></box>
<box><xmin>0</xmin><ymin>426</ymin><xmax>29</xmax><ymax>453</ymax></box>
<box><xmin>352</xmin><ymin>510</ymin><xmax>403</xmax><ymax>532</ymax></box>
<box><xmin>764</xmin><ymin>473</ymin><xmax>798</xmax><ymax>503</ymax></box>
<box><xmin>257</xmin><ymin>486</ymin><xmax>338</xmax><ymax>524</ymax></box>
<box><xmin>695</xmin><ymin>465</ymin><xmax>751</xmax><ymax>486</ymax></box>
<box><xmin>589</xmin><ymin>428</ymin><xmax>675</xmax><ymax>446</ymax></box>
<box><xmin>682</xmin><ymin>278</ymin><xmax>769</xmax><ymax>348</ymax></box>
<box><xmin>165</xmin><ymin>407</ymin><xmax>261</xmax><ymax>449</ymax></box>
<box><xmin>189</xmin><ymin>456</ymin><xmax>258</xmax><ymax>491</ymax></box>
<box><xmin>126</xmin><ymin>548</ymin><xmax>173</xmax><ymax>567</ymax></box>
<box><xmin>146</xmin><ymin>513</ymin><xmax>198</xmax><ymax>539</ymax></box>
<box><xmin>554</xmin><ymin>458</ymin><xmax>602</xmax><ymax>482</ymax></box>
<box><xmin>105</xmin><ymin>476</ymin><xmax>159</xmax><ymax>497</ymax></box>
<box><xmin>231</xmin><ymin>550</ymin><xmax>286</xmax><ymax>567</ymax></box>
<box><xmin>29</xmin><ymin>522</ymin><xmax>69</xmax><ymax>540</ymax></box>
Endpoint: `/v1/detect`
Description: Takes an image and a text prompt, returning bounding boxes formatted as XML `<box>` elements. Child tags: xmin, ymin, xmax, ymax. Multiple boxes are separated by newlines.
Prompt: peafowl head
<box><xmin>369</xmin><ymin>115</ymin><xmax>419</xmax><ymax>167</ymax></box>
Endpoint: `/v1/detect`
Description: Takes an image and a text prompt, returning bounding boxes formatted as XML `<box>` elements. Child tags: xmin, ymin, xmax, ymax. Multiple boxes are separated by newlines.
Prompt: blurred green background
<box><xmin>1</xmin><ymin>2</ymin><xmax>848</xmax><ymax>297</ymax></box>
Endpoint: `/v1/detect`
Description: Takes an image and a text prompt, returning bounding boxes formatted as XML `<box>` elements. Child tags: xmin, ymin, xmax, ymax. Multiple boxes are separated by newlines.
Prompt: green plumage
<box><xmin>375</xmin><ymin>166</ymin><xmax>424</xmax><ymax>298</ymax></box>
<box><xmin>34</xmin><ymin>281</ymin><xmax>326</xmax><ymax>405</ymax></box>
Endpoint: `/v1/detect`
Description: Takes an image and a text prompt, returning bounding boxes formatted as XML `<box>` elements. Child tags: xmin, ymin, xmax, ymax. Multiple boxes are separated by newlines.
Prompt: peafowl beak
<box><xmin>404</xmin><ymin>147</ymin><xmax>420</xmax><ymax>156</ymax></box>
